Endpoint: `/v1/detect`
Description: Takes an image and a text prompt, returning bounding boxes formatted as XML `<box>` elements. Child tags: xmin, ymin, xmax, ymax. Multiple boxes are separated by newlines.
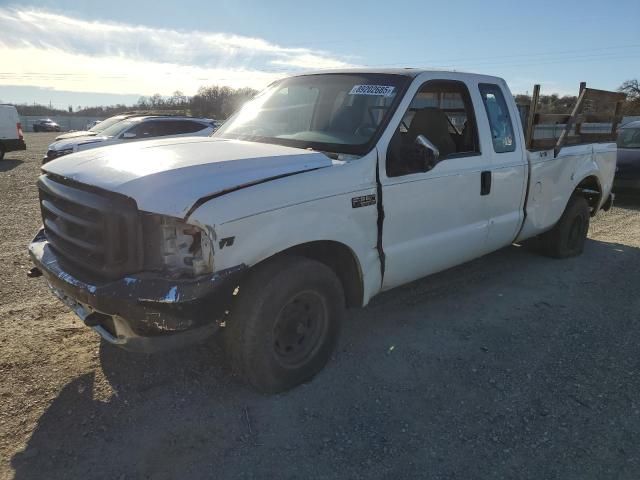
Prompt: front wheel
<box><xmin>225</xmin><ymin>256</ymin><xmax>345</xmax><ymax>393</ymax></box>
<box><xmin>539</xmin><ymin>194</ymin><xmax>590</xmax><ymax>258</ymax></box>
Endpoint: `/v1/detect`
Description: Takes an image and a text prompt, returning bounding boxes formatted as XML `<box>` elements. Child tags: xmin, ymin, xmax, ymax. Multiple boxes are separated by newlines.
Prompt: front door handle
<box><xmin>481</xmin><ymin>171</ymin><xmax>492</xmax><ymax>196</ymax></box>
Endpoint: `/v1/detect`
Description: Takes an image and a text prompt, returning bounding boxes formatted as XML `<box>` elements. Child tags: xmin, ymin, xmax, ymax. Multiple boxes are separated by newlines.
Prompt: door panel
<box><xmin>476</xmin><ymin>83</ymin><xmax>528</xmax><ymax>250</ymax></box>
<box><xmin>381</xmin><ymin>157</ymin><xmax>491</xmax><ymax>290</ymax></box>
<box><xmin>380</xmin><ymin>78</ymin><xmax>494</xmax><ymax>291</ymax></box>
<box><xmin>485</xmin><ymin>164</ymin><xmax>526</xmax><ymax>249</ymax></box>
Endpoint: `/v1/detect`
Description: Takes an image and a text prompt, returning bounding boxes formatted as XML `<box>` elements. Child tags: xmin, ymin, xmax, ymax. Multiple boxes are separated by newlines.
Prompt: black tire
<box><xmin>33</xmin><ymin>126</ymin><xmax>39</xmax><ymax>132</ymax></box>
<box><xmin>539</xmin><ymin>195</ymin><xmax>590</xmax><ymax>258</ymax></box>
<box><xmin>225</xmin><ymin>255</ymin><xmax>345</xmax><ymax>393</ymax></box>
<box><xmin>0</xmin><ymin>144</ymin><xmax>4</xmax><ymax>161</ymax></box>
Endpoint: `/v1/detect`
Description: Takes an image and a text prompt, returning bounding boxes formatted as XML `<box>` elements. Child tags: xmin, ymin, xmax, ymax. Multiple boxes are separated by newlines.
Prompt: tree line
<box><xmin>11</xmin><ymin>79</ymin><xmax>640</xmax><ymax>119</ymax></box>
<box><xmin>12</xmin><ymin>85</ymin><xmax>258</xmax><ymax>119</ymax></box>
<box><xmin>135</xmin><ymin>86</ymin><xmax>258</xmax><ymax>119</ymax></box>
<box><xmin>618</xmin><ymin>79</ymin><xmax>640</xmax><ymax>114</ymax></box>
<box><xmin>514</xmin><ymin>79</ymin><xmax>640</xmax><ymax>115</ymax></box>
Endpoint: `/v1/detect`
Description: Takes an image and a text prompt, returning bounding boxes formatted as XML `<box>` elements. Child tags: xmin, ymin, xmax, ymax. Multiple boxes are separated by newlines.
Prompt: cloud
<box><xmin>271</xmin><ymin>54</ymin><xmax>354</xmax><ymax>69</ymax></box>
<box><xmin>0</xmin><ymin>8</ymin><xmax>355</xmax><ymax>97</ymax></box>
<box><xmin>0</xmin><ymin>46</ymin><xmax>283</xmax><ymax>96</ymax></box>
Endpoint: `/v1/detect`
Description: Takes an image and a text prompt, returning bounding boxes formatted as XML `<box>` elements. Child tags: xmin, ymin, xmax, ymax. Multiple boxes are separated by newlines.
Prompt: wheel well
<box><xmin>574</xmin><ymin>175</ymin><xmax>602</xmax><ymax>215</ymax></box>
<box><xmin>268</xmin><ymin>241</ymin><xmax>364</xmax><ymax>308</ymax></box>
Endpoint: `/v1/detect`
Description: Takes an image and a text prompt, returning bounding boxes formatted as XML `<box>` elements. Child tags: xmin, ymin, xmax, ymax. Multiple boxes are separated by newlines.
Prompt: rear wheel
<box><xmin>225</xmin><ymin>255</ymin><xmax>344</xmax><ymax>393</ymax></box>
<box><xmin>0</xmin><ymin>144</ymin><xmax>4</xmax><ymax>161</ymax></box>
<box><xmin>539</xmin><ymin>195</ymin><xmax>590</xmax><ymax>258</ymax></box>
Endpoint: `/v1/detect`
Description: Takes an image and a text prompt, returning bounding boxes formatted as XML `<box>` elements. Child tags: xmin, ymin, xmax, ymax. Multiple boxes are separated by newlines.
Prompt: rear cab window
<box><xmin>478</xmin><ymin>84</ymin><xmax>516</xmax><ymax>153</ymax></box>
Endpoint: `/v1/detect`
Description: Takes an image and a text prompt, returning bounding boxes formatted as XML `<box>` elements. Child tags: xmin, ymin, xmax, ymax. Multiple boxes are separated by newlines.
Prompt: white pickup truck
<box><xmin>29</xmin><ymin>69</ymin><xmax>617</xmax><ymax>392</ymax></box>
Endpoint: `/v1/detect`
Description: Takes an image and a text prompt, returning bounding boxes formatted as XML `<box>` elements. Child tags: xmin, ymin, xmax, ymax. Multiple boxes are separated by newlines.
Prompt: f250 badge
<box><xmin>351</xmin><ymin>194</ymin><xmax>377</xmax><ymax>208</ymax></box>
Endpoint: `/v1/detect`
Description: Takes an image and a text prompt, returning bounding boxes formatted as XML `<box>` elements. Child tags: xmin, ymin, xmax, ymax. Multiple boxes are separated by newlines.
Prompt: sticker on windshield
<box><xmin>349</xmin><ymin>85</ymin><xmax>396</xmax><ymax>97</ymax></box>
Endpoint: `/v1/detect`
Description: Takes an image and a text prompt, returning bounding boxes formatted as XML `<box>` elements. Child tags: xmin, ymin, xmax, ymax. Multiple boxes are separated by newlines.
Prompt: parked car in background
<box><xmin>54</xmin><ymin>112</ymin><xmax>201</xmax><ymax>141</ymax></box>
<box><xmin>614</xmin><ymin>120</ymin><xmax>640</xmax><ymax>191</ymax></box>
<box><xmin>33</xmin><ymin>119</ymin><xmax>61</xmax><ymax>132</ymax></box>
<box><xmin>0</xmin><ymin>104</ymin><xmax>26</xmax><ymax>160</ymax></box>
<box><xmin>43</xmin><ymin>116</ymin><xmax>217</xmax><ymax>163</ymax></box>
<box><xmin>85</xmin><ymin>119</ymin><xmax>102</xmax><ymax>130</ymax></box>
<box><xmin>55</xmin><ymin>113</ymin><xmax>136</xmax><ymax>141</ymax></box>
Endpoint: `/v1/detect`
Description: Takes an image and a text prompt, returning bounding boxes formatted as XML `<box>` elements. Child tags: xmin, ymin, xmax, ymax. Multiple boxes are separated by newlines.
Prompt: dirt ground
<box><xmin>1</xmin><ymin>133</ymin><xmax>639</xmax><ymax>479</ymax></box>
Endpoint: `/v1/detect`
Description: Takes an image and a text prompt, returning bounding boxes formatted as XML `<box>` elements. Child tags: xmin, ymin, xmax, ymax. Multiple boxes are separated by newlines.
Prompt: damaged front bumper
<box><xmin>28</xmin><ymin>229</ymin><xmax>246</xmax><ymax>353</ymax></box>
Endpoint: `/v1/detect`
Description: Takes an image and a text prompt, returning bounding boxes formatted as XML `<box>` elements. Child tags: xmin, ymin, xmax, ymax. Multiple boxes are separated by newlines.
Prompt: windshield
<box><xmin>214</xmin><ymin>73</ymin><xmax>410</xmax><ymax>155</ymax></box>
<box><xmin>618</xmin><ymin>128</ymin><xmax>640</xmax><ymax>149</ymax></box>
<box><xmin>90</xmin><ymin>115</ymin><xmax>126</xmax><ymax>133</ymax></box>
<box><xmin>98</xmin><ymin>119</ymin><xmax>137</xmax><ymax>138</ymax></box>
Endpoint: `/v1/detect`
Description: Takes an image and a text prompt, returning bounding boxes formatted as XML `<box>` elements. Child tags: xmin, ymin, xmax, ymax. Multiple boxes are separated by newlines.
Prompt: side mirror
<box><xmin>414</xmin><ymin>135</ymin><xmax>440</xmax><ymax>171</ymax></box>
<box><xmin>122</xmin><ymin>132</ymin><xmax>137</xmax><ymax>139</ymax></box>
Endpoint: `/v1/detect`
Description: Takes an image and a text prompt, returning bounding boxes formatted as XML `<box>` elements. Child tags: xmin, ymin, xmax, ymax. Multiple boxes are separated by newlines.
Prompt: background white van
<box><xmin>0</xmin><ymin>105</ymin><xmax>26</xmax><ymax>160</ymax></box>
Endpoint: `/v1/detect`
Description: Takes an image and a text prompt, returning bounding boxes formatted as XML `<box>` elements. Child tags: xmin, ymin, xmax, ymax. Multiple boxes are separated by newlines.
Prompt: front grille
<box><xmin>38</xmin><ymin>175</ymin><xmax>142</xmax><ymax>280</ymax></box>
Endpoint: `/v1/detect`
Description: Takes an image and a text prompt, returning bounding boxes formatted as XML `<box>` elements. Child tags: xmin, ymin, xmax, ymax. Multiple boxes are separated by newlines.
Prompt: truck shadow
<box><xmin>11</xmin><ymin>237</ymin><xmax>640</xmax><ymax>479</ymax></box>
<box><xmin>0</xmin><ymin>159</ymin><xmax>24</xmax><ymax>172</ymax></box>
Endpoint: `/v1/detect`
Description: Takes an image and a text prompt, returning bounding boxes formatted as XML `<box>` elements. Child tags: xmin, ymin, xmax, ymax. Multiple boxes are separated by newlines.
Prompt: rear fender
<box><xmin>517</xmin><ymin>144</ymin><xmax>613</xmax><ymax>242</ymax></box>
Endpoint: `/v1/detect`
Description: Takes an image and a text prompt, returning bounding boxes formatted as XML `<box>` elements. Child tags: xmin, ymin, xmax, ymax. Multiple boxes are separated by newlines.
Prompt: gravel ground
<box><xmin>1</xmin><ymin>133</ymin><xmax>639</xmax><ymax>480</ymax></box>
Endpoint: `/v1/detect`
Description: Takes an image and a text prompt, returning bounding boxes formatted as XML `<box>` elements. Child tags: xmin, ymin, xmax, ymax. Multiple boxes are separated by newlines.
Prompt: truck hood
<box><xmin>42</xmin><ymin>137</ymin><xmax>333</xmax><ymax>218</ymax></box>
<box><xmin>49</xmin><ymin>135</ymin><xmax>108</xmax><ymax>151</ymax></box>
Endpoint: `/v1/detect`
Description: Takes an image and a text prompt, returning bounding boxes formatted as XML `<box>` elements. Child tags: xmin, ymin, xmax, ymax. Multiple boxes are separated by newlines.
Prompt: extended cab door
<box><xmin>379</xmin><ymin>77</ymin><xmax>494</xmax><ymax>290</ymax></box>
<box><xmin>475</xmin><ymin>82</ymin><xmax>527</xmax><ymax>250</ymax></box>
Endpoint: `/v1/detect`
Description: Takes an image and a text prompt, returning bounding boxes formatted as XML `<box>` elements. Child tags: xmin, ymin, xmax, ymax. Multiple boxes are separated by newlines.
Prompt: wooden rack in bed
<box><xmin>524</xmin><ymin>82</ymin><xmax>626</xmax><ymax>156</ymax></box>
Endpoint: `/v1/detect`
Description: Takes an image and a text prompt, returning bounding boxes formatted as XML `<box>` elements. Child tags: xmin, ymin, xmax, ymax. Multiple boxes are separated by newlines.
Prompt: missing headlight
<box><xmin>142</xmin><ymin>213</ymin><xmax>214</xmax><ymax>277</ymax></box>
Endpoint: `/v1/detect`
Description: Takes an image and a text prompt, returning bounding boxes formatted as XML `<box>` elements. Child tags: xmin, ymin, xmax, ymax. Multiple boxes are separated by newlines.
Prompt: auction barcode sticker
<box><xmin>349</xmin><ymin>85</ymin><xmax>396</xmax><ymax>97</ymax></box>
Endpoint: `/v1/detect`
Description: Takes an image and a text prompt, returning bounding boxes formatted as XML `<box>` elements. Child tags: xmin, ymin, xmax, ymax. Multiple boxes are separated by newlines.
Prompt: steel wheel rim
<box><xmin>272</xmin><ymin>290</ymin><xmax>328</xmax><ymax>368</ymax></box>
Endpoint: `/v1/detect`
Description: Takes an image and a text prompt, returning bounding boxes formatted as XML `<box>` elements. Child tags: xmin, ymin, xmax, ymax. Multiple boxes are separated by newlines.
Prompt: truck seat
<box><xmin>407</xmin><ymin>107</ymin><xmax>456</xmax><ymax>158</ymax></box>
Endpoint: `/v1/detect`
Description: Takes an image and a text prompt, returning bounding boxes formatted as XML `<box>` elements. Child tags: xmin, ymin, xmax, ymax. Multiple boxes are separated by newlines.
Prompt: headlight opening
<box><xmin>143</xmin><ymin>214</ymin><xmax>214</xmax><ymax>277</ymax></box>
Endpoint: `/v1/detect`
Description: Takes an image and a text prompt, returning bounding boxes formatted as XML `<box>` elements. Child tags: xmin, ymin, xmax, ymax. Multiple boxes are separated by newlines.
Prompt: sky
<box><xmin>0</xmin><ymin>0</ymin><xmax>639</xmax><ymax>109</ymax></box>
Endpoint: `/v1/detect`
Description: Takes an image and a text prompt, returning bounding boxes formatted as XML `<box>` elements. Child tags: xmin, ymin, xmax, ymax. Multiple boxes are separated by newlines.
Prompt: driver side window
<box><xmin>386</xmin><ymin>80</ymin><xmax>479</xmax><ymax>177</ymax></box>
<box><xmin>122</xmin><ymin>121</ymin><xmax>158</xmax><ymax>139</ymax></box>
